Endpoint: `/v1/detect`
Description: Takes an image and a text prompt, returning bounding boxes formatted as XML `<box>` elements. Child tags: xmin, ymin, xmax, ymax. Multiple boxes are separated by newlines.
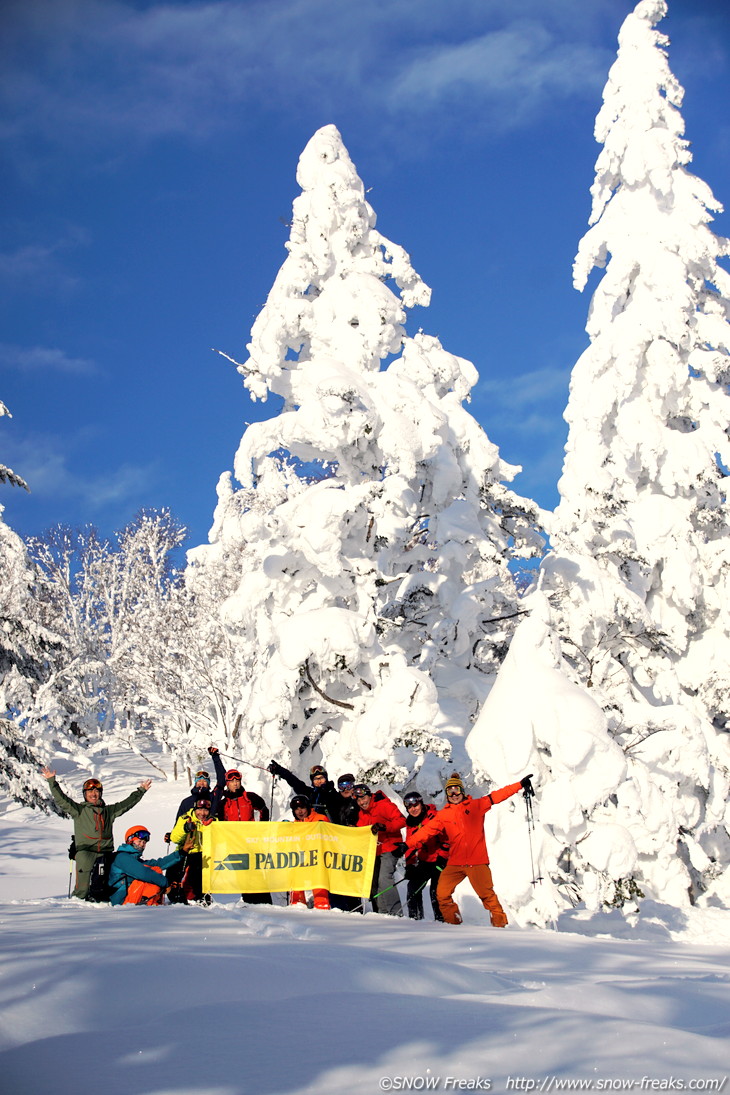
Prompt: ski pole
<box><xmin>269</xmin><ymin>773</ymin><xmax>277</xmax><ymax>820</ymax></box>
<box><xmin>523</xmin><ymin>780</ymin><xmax>543</xmax><ymax>885</ymax></box>
<box><xmin>218</xmin><ymin>752</ymin><xmax>270</xmax><ymax>774</ymax></box>
<box><xmin>351</xmin><ymin>876</ymin><xmax>404</xmax><ymax>914</ymax></box>
<box><xmin>405</xmin><ymin>860</ymin><xmax>446</xmax><ymax>919</ymax></box>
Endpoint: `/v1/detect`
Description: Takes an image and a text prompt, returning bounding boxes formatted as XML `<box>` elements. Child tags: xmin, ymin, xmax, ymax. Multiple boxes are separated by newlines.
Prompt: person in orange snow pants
<box><xmin>406</xmin><ymin>771</ymin><xmax>532</xmax><ymax>926</ymax></box>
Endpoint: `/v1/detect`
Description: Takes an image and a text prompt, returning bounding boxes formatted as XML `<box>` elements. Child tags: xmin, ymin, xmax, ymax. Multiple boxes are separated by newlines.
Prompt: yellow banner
<box><xmin>202</xmin><ymin>821</ymin><xmax>378</xmax><ymax>897</ymax></box>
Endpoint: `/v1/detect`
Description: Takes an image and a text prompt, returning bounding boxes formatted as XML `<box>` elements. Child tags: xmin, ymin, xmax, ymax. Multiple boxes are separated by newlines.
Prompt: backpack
<box><xmin>87</xmin><ymin>852</ymin><xmax>113</xmax><ymax>902</ymax></box>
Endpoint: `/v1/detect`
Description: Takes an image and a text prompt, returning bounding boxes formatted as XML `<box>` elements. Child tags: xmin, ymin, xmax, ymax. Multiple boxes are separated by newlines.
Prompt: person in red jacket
<box><xmin>402</xmin><ymin>791</ymin><xmax>448</xmax><ymax>921</ymax></box>
<box><xmin>354</xmin><ymin>784</ymin><xmax>406</xmax><ymax>916</ymax></box>
<box><xmin>288</xmin><ymin>795</ymin><xmax>331</xmax><ymax>911</ymax></box>
<box><xmin>405</xmin><ymin>771</ymin><xmax>532</xmax><ymax>927</ymax></box>
<box><xmin>213</xmin><ymin>755</ymin><xmax>271</xmax><ymax>905</ymax></box>
<box><xmin>212</xmin><ymin>752</ymin><xmax>269</xmax><ymax>822</ymax></box>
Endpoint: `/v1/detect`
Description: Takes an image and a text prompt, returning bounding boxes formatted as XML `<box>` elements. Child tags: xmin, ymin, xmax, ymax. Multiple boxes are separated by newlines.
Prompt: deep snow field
<box><xmin>1</xmin><ymin>753</ymin><xmax>729</xmax><ymax>1095</ymax></box>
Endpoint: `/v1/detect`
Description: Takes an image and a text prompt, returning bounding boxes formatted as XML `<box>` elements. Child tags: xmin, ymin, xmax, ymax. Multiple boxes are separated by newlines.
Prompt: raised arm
<box><xmin>267</xmin><ymin>760</ymin><xmax>308</xmax><ymax>797</ymax></box>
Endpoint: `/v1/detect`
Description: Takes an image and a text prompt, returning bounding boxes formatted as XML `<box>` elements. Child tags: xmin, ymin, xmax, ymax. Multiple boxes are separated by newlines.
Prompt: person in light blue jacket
<box><xmin>109</xmin><ymin>825</ymin><xmax>192</xmax><ymax>905</ymax></box>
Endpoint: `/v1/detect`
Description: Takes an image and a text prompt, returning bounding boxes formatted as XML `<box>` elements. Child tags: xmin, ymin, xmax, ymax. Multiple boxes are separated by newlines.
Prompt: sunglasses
<box><xmin>131</xmin><ymin>831</ymin><xmax>151</xmax><ymax>841</ymax></box>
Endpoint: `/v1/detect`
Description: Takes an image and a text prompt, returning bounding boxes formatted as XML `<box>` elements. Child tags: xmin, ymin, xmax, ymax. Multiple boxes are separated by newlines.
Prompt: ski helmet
<box><xmin>194</xmin><ymin>798</ymin><xmax>212</xmax><ymax>810</ymax></box>
<box><xmin>125</xmin><ymin>825</ymin><xmax>151</xmax><ymax>843</ymax></box>
<box><xmin>290</xmin><ymin>795</ymin><xmax>311</xmax><ymax>815</ymax></box>
<box><xmin>82</xmin><ymin>778</ymin><xmax>103</xmax><ymax>793</ymax></box>
<box><xmin>403</xmin><ymin>792</ymin><xmax>423</xmax><ymax>808</ymax></box>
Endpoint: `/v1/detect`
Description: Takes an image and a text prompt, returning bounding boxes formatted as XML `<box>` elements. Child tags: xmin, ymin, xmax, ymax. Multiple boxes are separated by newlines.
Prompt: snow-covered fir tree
<box><xmin>188</xmin><ymin>124</ymin><xmax>544</xmax><ymax>800</ymax></box>
<box><xmin>468</xmin><ymin>0</ymin><xmax>730</xmax><ymax>922</ymax></box>
<box><xmin>0</xmin><ymin>400</ymin><xmax>61</xmax><ymax>808</ymax></box>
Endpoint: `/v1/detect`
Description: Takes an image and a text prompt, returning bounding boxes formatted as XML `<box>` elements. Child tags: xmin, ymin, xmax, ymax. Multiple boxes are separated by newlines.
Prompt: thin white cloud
<box><xmin>477</xmin><ymin>365</ymin><xmax>571</xmax><ymax>412</ymax></box>
<box><xmin>0</xmin><ymin>242</ymin><xmax>80</xmax><ymax>294</ymax></box>
<box><xmin>0</xmin><ymin>0</ymin><xmax>622</xmax><ymax>154</ymax></box>
<box><xmin>0</xmin><ymin>343</ymin><xmax>97</xmax><ymax>376</ymax></box>
<box><xmin>1</xmin><ymin>430</ymin><xmax>157</xmax><ymax>512</ymax></box>
<box><xmin>391</xmin><ymin>24</ymin><xmax>607</xmax><ymax>120</ymax></box>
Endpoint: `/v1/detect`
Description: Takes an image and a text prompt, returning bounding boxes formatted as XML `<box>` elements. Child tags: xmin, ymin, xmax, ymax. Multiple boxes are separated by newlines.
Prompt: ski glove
<box><xmin>207</xmin><ymin>745</ymin><xmax>219</xmax><ymax>755</ymax></box>
<box><xmin>267</xmin><ymin>761</ymin><xmax>284</xmax><ymax>776</ymax></box>
<box><xmin>521</xmin><ymin>773</ymin><xmax>535</xmax><ymax>796</ymax></box>
<box><xmin>392</xmin><ymin>842</ymin><xmax>408</xmax><ymax>858</ymax></box>
<box><xmin>371</xmin><ymin>822</ymin><xmax>386</xmax><ymax>834</ymax></box>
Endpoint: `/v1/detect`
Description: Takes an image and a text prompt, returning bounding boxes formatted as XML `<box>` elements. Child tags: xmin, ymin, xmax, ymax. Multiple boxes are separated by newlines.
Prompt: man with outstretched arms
<box><xmin>405</xmin><ymin>771</ymin><xmax>533</xmax><ymax>927</ymax></box>
<box><xmin>41</xmin><ymin>766</ymin><xmax>151</xmax><ymax>900</ymax></box>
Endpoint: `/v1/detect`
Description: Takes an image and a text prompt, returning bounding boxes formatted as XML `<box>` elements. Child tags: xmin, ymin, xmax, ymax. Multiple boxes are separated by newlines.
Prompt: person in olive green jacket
<box><xmin>41</xmin><ymin>766</ymin><xmax>152</xmax><ymax>900</ymax></box>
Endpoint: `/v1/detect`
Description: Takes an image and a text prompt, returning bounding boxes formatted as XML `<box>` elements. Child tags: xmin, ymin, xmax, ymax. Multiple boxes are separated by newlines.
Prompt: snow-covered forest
<box><xmin>2</xmin><ymin>0</ymin><xmax>728</xmax><ymax>927</ymax></box>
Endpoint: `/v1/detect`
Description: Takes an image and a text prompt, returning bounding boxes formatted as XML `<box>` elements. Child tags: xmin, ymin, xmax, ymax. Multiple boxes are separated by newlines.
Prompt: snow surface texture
<box><xmin>1</xmin><ymin>760</ymin><xmax>729</xmax><ymax>1095</ymax></box>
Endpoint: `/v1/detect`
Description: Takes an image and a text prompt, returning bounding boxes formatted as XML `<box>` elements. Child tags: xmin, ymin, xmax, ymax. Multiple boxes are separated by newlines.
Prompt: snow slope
<box><xmin>1</xmin><ymin>758</ymin><xmax>728</xmax><ymax>1095</ymax></box>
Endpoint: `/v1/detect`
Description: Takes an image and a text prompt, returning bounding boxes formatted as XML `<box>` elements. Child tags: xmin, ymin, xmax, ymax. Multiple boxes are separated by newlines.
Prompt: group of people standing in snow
<box><xmin>42</xmin><ymin>751</ymin><xmax>534</xmax><ymax>927</ymax></box>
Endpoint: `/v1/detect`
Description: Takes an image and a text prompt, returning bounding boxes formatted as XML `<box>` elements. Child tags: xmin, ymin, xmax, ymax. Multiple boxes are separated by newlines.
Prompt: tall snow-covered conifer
<box><xmin>469</xmin><ymin>0</ymin><xmax>730</xmax><ymax>922</ymax></box>
<box><xmin>188</xmin><ymin>125</ymin><xmax>543</xmax><ymax>798</ymax></box>
<box><xmin>0</xmin><ymin>400</ymin><xmax>60</xmax><ymax>808</ymax></box>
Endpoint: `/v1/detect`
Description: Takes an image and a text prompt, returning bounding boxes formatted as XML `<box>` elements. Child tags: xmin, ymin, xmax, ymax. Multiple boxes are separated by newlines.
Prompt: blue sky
<box><xmin>1</xmin><ymin>0</ymin><xmax>729</xmax><ymax>553</ymax></box>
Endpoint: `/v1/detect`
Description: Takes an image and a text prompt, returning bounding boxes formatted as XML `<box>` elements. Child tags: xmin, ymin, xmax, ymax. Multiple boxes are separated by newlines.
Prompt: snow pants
<box><xmin>406</xmin><ymin>860</ymin><xmax>444</xmax><ymax>921</ymax></box>
<box><xmin>330</xmin><ymin>892</ymin><xmax>362</xmax><ymax>912</ymax></box>
<box><xmin>124</xmin><ymin>877</ymin><xmax>165</xmax><ymax>905</ymax></box>
<box><xmin>290</xmin><ymin>889</ymin><xmax>330</xmax><ymax>910</ymax></box>
<box><xmin>371</xmin><ymin>852</ymin><xmax>403</xmax><ymax>916</ymax></box>
<box><xmin>436</xmin><ymin>863</ymin><xmax>508</xmax><ymax>926</ymax></box>
<box><xmin>73</xmin><ymin>849</ymin><xmax>112</xmax><ymax>901</ymax></box>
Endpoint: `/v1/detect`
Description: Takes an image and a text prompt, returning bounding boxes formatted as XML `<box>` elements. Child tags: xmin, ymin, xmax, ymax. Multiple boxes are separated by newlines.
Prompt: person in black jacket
<box><xmin>267</xmin><ymin>762</ymin><xmax>362</xmax><ymax>911</ymax></box>
<box><xmin>174</xmin><ymin>750</ymin><xmax>225</xmax><ymax>821</ymax></box>
<box><xmin>267</xmin><ymin>761</ymin><xmax>340</xmax><ymax>820</ymax></box>
<box><xmin>403</xmin><ymin>792</ymin><xmax>447</xmax><ymax>921</ymax></box>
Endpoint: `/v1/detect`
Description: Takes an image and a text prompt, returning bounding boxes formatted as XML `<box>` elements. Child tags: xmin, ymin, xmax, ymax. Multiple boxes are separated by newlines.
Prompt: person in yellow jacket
<box><xmin>169</xmin><ymin>797</ymin><xmax>218</xmax><ymax>904</ymax></box>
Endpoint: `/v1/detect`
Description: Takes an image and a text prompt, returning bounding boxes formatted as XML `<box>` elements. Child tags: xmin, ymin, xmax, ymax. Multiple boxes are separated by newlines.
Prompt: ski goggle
<box><xmin>337</xmin><ymin>780</ymin><xmax>354</xmax><ymax>790</ymax></box>
<box><xmin>130</xmin><ymin>830</ymin><xmax>151</xmax><ymax>842</ymax></box>
<box><xmin>83</xmin><ymin>779</ymin><xmax>103</xmax><ymax>792</ymax></box>
<box><xmin>404</xmin><ymin>794</ymin><xmax>423</xmax><ymax>807</ymax></box>
<box><xmin>353</xmin><ymin>785</ymin><xmax>371</xmax><ymax>798</ymax></box>
<box><xmin>446</xmin><ymin>786</ymin><xmax>464</xmax><ymax>797</ymax></box>
<box><xmin>225</xmin><ymin>770</ymin><xmax>242</xmax><ymax>781</ymax></box>
<box><xmin>194</xmin><ymin>771</ymin><xmax>210</xmax><ymax>781</ymax></box>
